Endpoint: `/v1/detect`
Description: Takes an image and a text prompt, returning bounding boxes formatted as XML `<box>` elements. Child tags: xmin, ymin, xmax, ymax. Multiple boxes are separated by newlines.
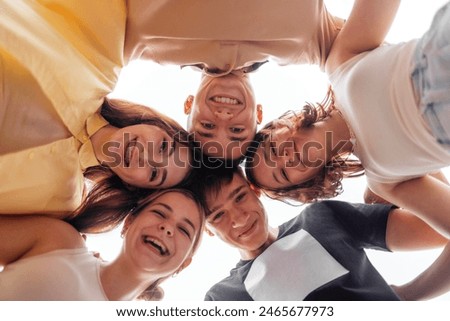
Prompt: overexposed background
<box><xmin>87</xmin><ymin>0</ymin><xmax>450</xmax><ymax>301</ymax></box>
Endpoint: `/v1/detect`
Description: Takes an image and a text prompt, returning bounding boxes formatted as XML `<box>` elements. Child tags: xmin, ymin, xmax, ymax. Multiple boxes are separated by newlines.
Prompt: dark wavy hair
<box><xmin>66</xmin><ymin>98</ymin><xmax>195</xmax><ymax>233</ymax></box>
<box><xmin>245</xmin><ymin>87</ymin><xmax>364</xmax><ymax>204</ymax></box>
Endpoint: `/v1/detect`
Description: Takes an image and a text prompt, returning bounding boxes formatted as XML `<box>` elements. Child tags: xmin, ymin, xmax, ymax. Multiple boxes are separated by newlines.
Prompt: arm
<box><xmin>364</xmin><ymin>171</ymin><xmax>449</xmax><ymax>205</ymax></box>
<box><xmin>325</xmin><ymin>0</ymin><xmax>401</xmax><ymax>74</ymax></box>
<box><xmin>370</xmin><ymin>175</ymin><xmax>450</xmax><ymax>238</ymax></box>
<box><xmin>386</xmin><ymin>208</ymin><xmax>447</xmax><ymax>251</ymax></box>
<box><xmin>0</xmin><ymin>215</ymin><xmax>85</xmax><ymax>268</ymax></box>
<box><xmin>386</xmin><ymin>208</ymin><xmax>450</xmax><ymax>300</ymax></box>
<box><xmin>392</xmin><ymin>244</ymin><xmax>450</xmax><ymax>300</ymax></box>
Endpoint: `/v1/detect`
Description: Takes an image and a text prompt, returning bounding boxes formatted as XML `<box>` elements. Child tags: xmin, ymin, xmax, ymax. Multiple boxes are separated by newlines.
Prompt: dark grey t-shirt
<box><xmin>205</xmin><ymin>201</ymin><xmax>400</xmax><ymax>301</ymax></box>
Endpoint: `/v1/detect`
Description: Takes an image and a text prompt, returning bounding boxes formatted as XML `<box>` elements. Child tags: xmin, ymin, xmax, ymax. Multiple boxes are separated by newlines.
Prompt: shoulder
<box><xmin>24</xmin><ymin>216</ymin><xmax>85</xmax><ymax>255</ymax></box>
<box><xmin>302</xmin><ymin>201</ymin><xmax>392</xmax><ymax>227</ymax></box>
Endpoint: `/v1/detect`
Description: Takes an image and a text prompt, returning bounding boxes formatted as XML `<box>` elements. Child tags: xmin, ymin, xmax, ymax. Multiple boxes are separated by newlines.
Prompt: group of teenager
<box><xmin>1</xmin><ymin>0</ymin><xmax>450</xmax><ymax>301</ymax></box>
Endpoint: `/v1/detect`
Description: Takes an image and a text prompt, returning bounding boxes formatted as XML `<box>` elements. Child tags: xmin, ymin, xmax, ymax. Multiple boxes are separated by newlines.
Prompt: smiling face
<box><xmin>122</xmin><ymin>191</ymin><xmax>203</xmax><ymax>277</ymax></box>
<box><xmin>249</xmin><ymin>123</ymin><xmax>326</xmax><ymax>190</ymax></box>
<box><xmin>104</xmin><ymin>124</ymin><xmax>191</xmax><ymax>189</ymax></box>
<box><xmin>205</xmin><ymin>172</ymin><xmax>270</xmax><ymax>258</ymax></box>
<box><xmin>185</xmin><ymin>73</ymin><xmax>262</xmax><ymax>161</ymax></box>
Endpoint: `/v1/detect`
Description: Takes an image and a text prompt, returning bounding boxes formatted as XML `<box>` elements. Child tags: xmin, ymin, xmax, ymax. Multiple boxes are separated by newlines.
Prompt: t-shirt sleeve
<box><xmin>303</xmin><ymin>201</ymin><xmax>393</xmax><ymax>251</ymax></box>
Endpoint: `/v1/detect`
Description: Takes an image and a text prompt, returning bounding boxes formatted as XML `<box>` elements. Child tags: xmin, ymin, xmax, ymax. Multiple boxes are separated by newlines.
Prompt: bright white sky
<box><xmin>87</xmin><ymin>0</ymin><xmax>450</xmax><ymax>301</ymax></box>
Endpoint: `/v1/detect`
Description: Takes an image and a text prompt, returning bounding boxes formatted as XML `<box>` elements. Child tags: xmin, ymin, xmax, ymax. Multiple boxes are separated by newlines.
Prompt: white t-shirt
<box><xmin>329</xmin><ymin>40</ymin><xmax>450</xmax><ymax>184</ymax></box>
<box><xmin>0</xmin><ymin>248</ymin><xmax>107</xmax><ymax>300</ymax></box>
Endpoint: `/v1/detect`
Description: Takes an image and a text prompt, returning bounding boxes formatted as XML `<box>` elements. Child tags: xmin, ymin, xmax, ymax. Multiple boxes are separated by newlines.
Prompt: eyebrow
<box><xmin>196</xmin><ymin>131</ymin><xmax>247</xmax><ymax>142</ymax></box>
<box><xmin>196</xmin><ymin>131</ymin><xmax>214</xmax><ymax>138</ymax></box>
<box><xmin>227</xmin><ymin>136</ymin><xmax>247</xmax><ymax>142</ymax></box>
<box><xmin>154</xmin><ymin>202</ymin><xmax>172</xmax><ymax>212</ymax></box>
<box><xmin>154</xmin><ymin>202</ymin><xmax>196</xmax><ymax>231</ymax></box>
<box><xmin>264</xmin><ymin>141</ymin><xmax>284</xmax><ymax>185</ymax></box>
<box><xmin>168</xmin><ymin>139</ymin><xmax>177</xmax><ymax>157</ymax></box>
<box><xmin>183</xmin><ymin>217</ymin><xmax>196</xmax><ymax>232</ymax></box>
<box><xmin>152</xmin><ymin>139</ymin><xmax>175</xmax><ymax>187</ymax></box>
<box><xmin>209</xmin><ymin>185</ymin><xmax>245</xmax><ymax>213</ymax></box>
<box><xmin>263</xmin><ymin>140</ymin><xmax>272</xmax><ymax>164</ymax></box>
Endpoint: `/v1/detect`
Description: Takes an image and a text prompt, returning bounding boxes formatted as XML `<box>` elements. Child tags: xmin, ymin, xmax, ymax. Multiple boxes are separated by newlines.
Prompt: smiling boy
<box><xmin>200</xmin><ymin>168</ymin><xmax>449</xmax><ymax>300</ymax></box>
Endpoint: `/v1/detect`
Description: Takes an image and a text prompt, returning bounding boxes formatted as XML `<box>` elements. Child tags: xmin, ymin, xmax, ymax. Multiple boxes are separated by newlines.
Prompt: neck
<box><xmin>100</xmin><ymin>256</ymin><xmax>160</xmax><ymax>301</ymax></box>
<box><xmin>239</xmin><ymin>226</ymin><xmax>279</xmax><ymax>261</ymax></box>
<box><xmin>324</xmin><ymin>109</ymin><xmax>354</xmax><ymax>155</ymax></box>
<box><xmin>90</xmin><ymin>125</ymin><xmax>117</xmax><ymax>164</ymax></box>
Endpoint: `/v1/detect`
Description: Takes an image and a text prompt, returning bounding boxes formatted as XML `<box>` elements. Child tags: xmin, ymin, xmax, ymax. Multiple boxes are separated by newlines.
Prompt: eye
<box><xmin>270</xmin><ymin>144</ymin><xmax>278</xmax><ymax>157</ymax></box>
<box><xmin>178</xmin><ymin>226</ymin><xmax>192</xmax><ymax>239</ymax></box>
<box><xmin>235</xmin><ymin>192</ymin><xmax>247</xmax><ymax>203</ymax></box>
<box><xmin>201</xmin><ymin>122</ymin><xmax>215</xmax><ymax>130</ymax></box>
<box><xmin>150</xmin><ymin>167</ymin><xmax>158</xmax><ymax>181</ymax></box>
<box><xmin>152</xmin><ymin>210</ymin><xmax>165</xmax><ymax>218</ymax></box>
<box><xmin>281</xmin><ymin>169</ymin><xmax>289</xmax><ymax>182</ymax></box>
<box><xmin>159</xmin><ymin>138</ymin><xmax>168</xmax><ymax>153</ymax></box>
<box><xmin>210</xmin><ymin>211</ymin><xmax>225</xmax><ymax>223</ymax></box>
<box><xmin>230</xmin><ymin>127</ymin><xmax>244</xmax><ymax>134</ymax></box>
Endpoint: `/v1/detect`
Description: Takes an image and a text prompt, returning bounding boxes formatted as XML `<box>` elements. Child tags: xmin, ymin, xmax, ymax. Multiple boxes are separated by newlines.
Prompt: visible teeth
<box><xmin>143</xmin><ymin>236</ymin><xmax>168</xmax><ymax>255</ymax></box>
<box><xmin>212</xmin><ymin>96</ymin><xmax>239</xmax><ymax>105</ymax></box>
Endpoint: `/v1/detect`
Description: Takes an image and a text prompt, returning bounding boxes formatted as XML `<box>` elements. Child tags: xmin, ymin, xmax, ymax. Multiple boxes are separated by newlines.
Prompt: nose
<box><xmin>159</xmin><ymin>223</ymin><xmax>174</xmax><ymax>237</ymax></box>
<box><xmin>280</xmin><ymin>143</ymin><xmax>296</xmax><ymax>166</ymax></box>
<box><xmin>214</xmin><ymin>107</ymin><xmax>234</xmax><ymax>120</ymax></box>
<box><xmin>230</xmin><ymin>210</ymin><xmax>249</xmax><ymax>228</ymax></box>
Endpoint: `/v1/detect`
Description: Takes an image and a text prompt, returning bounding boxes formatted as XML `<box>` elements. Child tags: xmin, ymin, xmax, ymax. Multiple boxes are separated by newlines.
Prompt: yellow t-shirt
<box><xmin>0</xmin><ymin>0</ymin><xmax>126</xmax><ymax>214</ymax></box>
<box><xmin>124</xmin><ymin>0</ymin><xmax>344</xmax><ymax>72</ymax></box>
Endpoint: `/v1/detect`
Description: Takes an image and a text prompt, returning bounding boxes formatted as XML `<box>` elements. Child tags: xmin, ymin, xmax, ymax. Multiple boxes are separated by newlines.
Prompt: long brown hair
<box><xmin>245</xmin><ymin>88</ymin><xmax>364</xmax><ymax>203</ymax></box>
<box><xmin>67</xmin><ymin>98</ymin><xmax>195</xmax><ymax>233</ymax></box>
<box><xmin>125</xmin><ymin>188</ymin><xmax>205</xmax><ymax>301</ymax></box>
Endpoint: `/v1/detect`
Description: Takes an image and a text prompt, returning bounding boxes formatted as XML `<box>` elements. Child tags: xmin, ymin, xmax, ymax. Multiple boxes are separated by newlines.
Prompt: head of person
<box><xmin>97</xmin><ymin>98</ymin><xmax>193</xmax><ymax>190</ymax></box>
<box><xmin>184</xmin><ymin>72</ymin><xmax>263</xmax><ymax>164</ymax></box>
<box><xmin>199</xmin><ymin>167</ymin><xmax>272</xmax><ymax>259</ymax></box>
<box><xmin>245</xmin><ymin>89</ymin><xmax>363</xmax><ymax>203</ymax></box>
<box><xmin>120</xmin><ymin>188</ymin><xmax>205</xmax><ymax>300</ymax></box>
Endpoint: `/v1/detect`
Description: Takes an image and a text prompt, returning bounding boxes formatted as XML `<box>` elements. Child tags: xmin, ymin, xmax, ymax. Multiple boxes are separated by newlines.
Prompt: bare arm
<box><xmin>386</xmin><ymin>208</ymin><xmax>450</xmax><ymax>300</ymax></box>
<box><xmin>371</xmin><ymin>175</ymin><xmax>450</xmax><ymax>238</ymax></box>
<box><xmin>364</xmin><ymin>170</ymin><xmax>449</xmax><ymax>205</ymax></box>
<box><xmin>0</xmin><ymin>215</ymin><xmax>85</xmax><ymax>268</ymax></box>
<box><xmin>325</xmin><ymin>0</ymin><xmax>401</xmax><ymax>75</ymax></box>
<box><xmin>386</xmin><ymin>208</ymin><xmax>447</xmax><ymax>251</ymax></box>
<box><xmin>392</xmin><ymin>244</ymin><xmax>450</xmax><ymax>300</ymax></box>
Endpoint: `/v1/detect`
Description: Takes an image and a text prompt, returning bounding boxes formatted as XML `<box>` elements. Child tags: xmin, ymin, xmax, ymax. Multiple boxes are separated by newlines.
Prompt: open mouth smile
<box><xmin>210</xmin><ymin>95</ymin><xmax>242</xmax><ymax>105</ymax></box>
<box><xmin>143</xmin><ymin>235</ymin><xmax>170</xmax><ymax>256</ymax></box>
<box><xmin>239</xmin><ymin>220</ymin><xmax>257</xmax><ymax>238</ymax></box>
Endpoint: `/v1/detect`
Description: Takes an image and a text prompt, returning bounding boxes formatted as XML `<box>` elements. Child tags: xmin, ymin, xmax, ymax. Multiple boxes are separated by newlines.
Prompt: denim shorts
<box><xmin>411</xmin><ymin>1</ymin><xmax>450</xmax><ymax>150</ymax></box>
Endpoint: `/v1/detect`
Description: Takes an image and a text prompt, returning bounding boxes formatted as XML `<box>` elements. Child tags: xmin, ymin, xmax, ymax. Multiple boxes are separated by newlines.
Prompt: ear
<box><xmin>256</xmin><ymin>104</ymin><xmax>263</xmax><ymax>125</ymax></box>
<box><xmin>121</xmin><ymin>214</ymin><xmax>135</xmax><ymax>236</ymax></box>
<box><xmin>249</xmin><ymin>183</ymin><xmax>262</xmax><ymax>197</ymax></box>
<box><xmin>204</xmin><ymin>226</ymin><xmax>215</xmax><ymax>237</ymax></box>
<box><xmin>184</xmin><ymin>95</ymin><xmax>194</xmax><ymax>115</ymax></box>
<box><xmin>176</xmin><ymin>257</ymin><xmax>193</xmax><ymax>274</ymax></box>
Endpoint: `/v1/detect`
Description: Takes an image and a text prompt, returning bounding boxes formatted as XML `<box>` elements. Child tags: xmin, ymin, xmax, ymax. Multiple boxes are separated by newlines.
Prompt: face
<box><xmin>205</xmin><ymin>173</ymin><xmax>269</xmax><ymax>255</ymax></box>
<box><xmin>186</xmin><ymin>73</ymin><xmax>261</xmax><ymax>160</ymax></box>
<box><xmin>122</xmin><ymin>192</ymin><xmax>202</xmax><ymax>276</ymax></box>
<box><xmin>104</xmin><ymin>124</ymin><xmax>191</xmax><ymax>189</ymax></box>
<box><xmin>250</xmin><ymin>123</ymin><xmax>326</xmax><ymax>190</ymax></box>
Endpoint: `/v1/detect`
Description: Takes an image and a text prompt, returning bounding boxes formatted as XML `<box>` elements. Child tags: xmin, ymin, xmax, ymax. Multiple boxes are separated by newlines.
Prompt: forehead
<box><xmin>206</xmin><ymin>173</ymin><xmax>249</xmax><ymax>201</ymax></box>
<box><xmin>149</xmin><ymin>192</ymin><xmax>201</xmax><ymax>225</ymax></box>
